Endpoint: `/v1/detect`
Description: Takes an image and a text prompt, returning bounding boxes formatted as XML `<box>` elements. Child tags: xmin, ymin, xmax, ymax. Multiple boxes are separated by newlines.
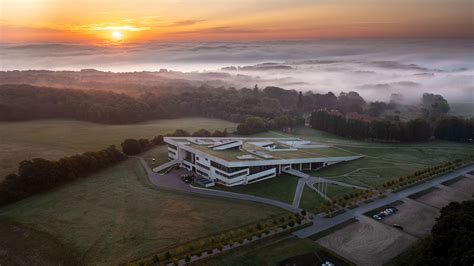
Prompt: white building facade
<box><xmin>162</xmin><ymin>137</ymin><xmax>361</xmax><ymax>187</ymax></box>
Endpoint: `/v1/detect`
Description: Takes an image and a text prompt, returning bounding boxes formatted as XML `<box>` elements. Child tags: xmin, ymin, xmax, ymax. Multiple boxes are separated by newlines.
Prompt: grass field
<box><xmin>194</xmin><ymin>236</ymin><xmax>352</xmax><ymax>266</ymax></box>
<box><xmin>299</xmin><ymin>186</ymin><xmax>328</xmax><ymax>214</ymax></box>
<box><xmin>266</xmin><ymin>127</ymin><xmax>474</xmax><ymax>189</ymax></box>
<box><xmin>211</xmin><ymin>174</ymin><xmax>299</xmax><ymax>204</ymax></box>
<box><xmin>0</xmin><ymin>117</ymin><xmax>236</xmax><ymax>179</ymax></box>
<box><xmin>0</xmin><ymin>159</ymin><xmax>285</xmax><ymax>265</ymax></box>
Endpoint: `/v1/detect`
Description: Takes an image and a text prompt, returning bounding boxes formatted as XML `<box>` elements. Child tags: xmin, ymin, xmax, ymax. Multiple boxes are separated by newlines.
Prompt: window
<box><xmin>211</xmin><ymin>161</ymin><xmax>246</xmax><ymax>173</ymax></box>
<box><xmin>249</xmin><ymin>165</ymin><xmax>276</xmax><ymax>174</ymax></box>
<box><xmin>196</xmin><ymin>162</ymin><xmax>210</xmax><ymax>170</ymax></box>
<box><xmin>168</xmin><ymin>144</ymin><xmax>177</xmax><ymax>150</ymax></box>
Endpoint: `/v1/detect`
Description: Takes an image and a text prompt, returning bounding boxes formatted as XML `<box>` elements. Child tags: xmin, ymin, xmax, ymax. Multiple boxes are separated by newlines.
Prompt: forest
<box><xmin>0</xmin><ymin>84</ymin><xmax>471</xmax><ymax>142</ymax></box>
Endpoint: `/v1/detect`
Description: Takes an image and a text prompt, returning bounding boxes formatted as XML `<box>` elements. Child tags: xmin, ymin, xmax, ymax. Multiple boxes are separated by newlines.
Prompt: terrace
<box><xmin>173</xmin><ymin>137</ymin><xmax>354</xmax><ymax>162</ymax></box>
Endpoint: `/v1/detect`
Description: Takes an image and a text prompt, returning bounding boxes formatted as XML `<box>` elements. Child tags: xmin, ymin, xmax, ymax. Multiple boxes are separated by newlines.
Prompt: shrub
<box><xmin>152</xmin><ymin>255</ymin><xmax>159</xmax><ymax>263</ymax></box>
<box><xmin>288</xmin><ymin>221</ymin><xmax>295</xmax><ymax>227</ymax></box>
<box><xmin>185</xmin><ymin>255</ymin><xmax>191</xmax><ymax>263</ymax></box>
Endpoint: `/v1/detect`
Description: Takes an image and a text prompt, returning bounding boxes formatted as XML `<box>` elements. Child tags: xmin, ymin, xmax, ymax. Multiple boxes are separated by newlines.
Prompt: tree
<box><xmin>421</xmin><ymin>93</ymin><xmax>450</xmax><ymax>121</ymax></box>
<box><xmin>391</xmin><ymin>200</ymin><xmax>474</xmax><ymax>266</ymax></box>
<box><xmin>121</xmin><ymin>139</ymin><xmax>142</xmax><ymax>155</ymax></box>
<box><xmin>151</xmin><ymin>135</ymin><xmax>164</xmax><ymax>145</ymax></box>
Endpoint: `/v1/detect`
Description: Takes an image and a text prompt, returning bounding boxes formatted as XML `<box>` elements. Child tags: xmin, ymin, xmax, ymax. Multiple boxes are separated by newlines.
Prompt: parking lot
<box><xmin>380</xmin><ymin>198</ymin><xmax>439</xmax><ymax>238</ymax></box>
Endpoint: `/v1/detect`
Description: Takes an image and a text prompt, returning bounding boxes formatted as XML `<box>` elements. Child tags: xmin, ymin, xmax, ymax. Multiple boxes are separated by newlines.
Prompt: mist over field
<box><xmin>1</xmin><ymin>38</ymin><xmax>473</xmax><ymax>103</ymax></box>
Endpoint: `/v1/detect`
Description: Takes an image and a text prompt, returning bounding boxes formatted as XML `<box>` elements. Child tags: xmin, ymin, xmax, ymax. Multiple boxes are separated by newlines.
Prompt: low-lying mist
<box><xmin>1</xmin><ymin>38</ymin><xmax>472</xmax><ymax>103</ymax></box>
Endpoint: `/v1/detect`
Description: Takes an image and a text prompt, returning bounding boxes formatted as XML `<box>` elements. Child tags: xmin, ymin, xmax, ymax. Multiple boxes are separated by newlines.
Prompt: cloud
<box><xmin>0</xmin><ymin>39</ymin><xmax>472</xmax><ymax>103</ymax></box>
<box><xmin>171</xmin><ymin>19</ymin><xmax>205</xmax><ymax>27</ymax></box>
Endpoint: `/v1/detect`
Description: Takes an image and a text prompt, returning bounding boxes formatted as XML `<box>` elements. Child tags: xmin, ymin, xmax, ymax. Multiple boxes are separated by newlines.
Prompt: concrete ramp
<box><xmin>153</xmin><ymin>160</ymin><xmax>178</xmax><ymax>173</ymax></box>
<box><xmin>283</xmin><ymin>168</ymin><xmax>310</xmax><ymax>178</ymax></box>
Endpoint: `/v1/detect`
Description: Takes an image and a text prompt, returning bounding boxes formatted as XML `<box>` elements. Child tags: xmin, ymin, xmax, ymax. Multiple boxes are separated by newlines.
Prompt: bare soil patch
<box><xmin>446</xmin><ymin>176</ymin><xmax>474</xmax><ymax>196</ymax></box>
<box><xmin>381</xmin><ymin>198</ymin><xmax>439</xmax><ymax>238</ymax></box>
<box><xmin>316</xmin><ymin>216</ymin><xmax>416</xmax><ymax>266</ymax></box>
<box><xmin>415</xmin><ymin>185</ymin><xmax>470</xmax><ymax>209</ymax></box>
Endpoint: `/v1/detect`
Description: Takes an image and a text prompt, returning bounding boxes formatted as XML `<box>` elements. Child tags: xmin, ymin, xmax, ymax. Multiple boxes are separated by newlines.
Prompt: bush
<box><xmin>288</xmin><ymin>221</ymin><xmax>295</xmax><ymax>227</ymax></box>
<box><xmin>185</xmin><ymin>255</ymin><xmax>191</xmax><ymax>263</ymax></box>
<box><xmin>152</xmin><ymin>255</ymin><xmax>159</xmax><ymax>263</ymax></box>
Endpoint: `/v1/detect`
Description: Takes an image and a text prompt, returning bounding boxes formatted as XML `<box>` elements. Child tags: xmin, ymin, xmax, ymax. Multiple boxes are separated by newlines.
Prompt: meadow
<box><xmin>0</xmin><ymin>159</ymin><xmax>285</xmax><ymax>265</ymax></box>
<box><xmin>0</xmin><ymin>117</ymin><xmax>236</xmax><ymax>179</ymax></box>
<box><xmin>253</xmin><ymin>127</ymin><xmax>474</xmax><ymax>211</ymax></box>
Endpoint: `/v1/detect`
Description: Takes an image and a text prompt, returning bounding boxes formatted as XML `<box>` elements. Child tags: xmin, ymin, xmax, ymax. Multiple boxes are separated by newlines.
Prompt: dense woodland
<box><xmin>0</xmin><ymin>84</ymin><xmax>472</xmax><ymax>142</ymax></box>
<box><xmin>391</xmin><ymin>200</ymin><xmax>474</xmax><ymax>266</ymax></box>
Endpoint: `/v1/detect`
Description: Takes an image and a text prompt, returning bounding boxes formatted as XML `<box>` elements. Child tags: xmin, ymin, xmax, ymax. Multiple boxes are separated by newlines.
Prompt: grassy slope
<box><xmin>0</xmin><ymin>159</ymin><xmax>285</xmax><ymax>265</ymax></box>
<box><xmin>194</xmin><ymin>236</ymin><xmax>325</xmax><ymax>266</ymax></box>
<box><xmin>0</xmin><ymin>117</ymin><xmax>236</xmax><ymax>178</ymax></box>
<box><xmin>268</xmin><ymin>127</ymin><xmax>474</xmax><ymax>188</ymax></box>
<box><xmin>195</xmin><ymin>235</ymin><xmax>355</xmax><ymax>266</ymax></box>
<box><xmin>299</xmin><ymin>186</ymin><xmax>328</xmax><ymax>214</ymax></box>
<box><xmin>211</xmin><ymin>174</ymin><xmax>299</xmax><ymax>204</ymax></box>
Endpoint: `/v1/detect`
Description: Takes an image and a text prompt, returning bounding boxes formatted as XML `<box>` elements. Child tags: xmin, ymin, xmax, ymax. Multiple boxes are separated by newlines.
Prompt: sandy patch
<box><xmin>381</xmin><ymin>198</ymin><xmax>439</xmax><ymax>238</ymax></box>
<box><xmin>447</xmin><ymin>176</ymin><xmax>474</xmax><ymax>196</ymax></box>
<box><xmin>317</xmin><ymin>216</ymin><xmax>416</xmax><ymax>266</ymax></box>
<box><xmin>415</xmin><ymin>185</ymin><xmax>470</xmax><ymax>209</ymax></box>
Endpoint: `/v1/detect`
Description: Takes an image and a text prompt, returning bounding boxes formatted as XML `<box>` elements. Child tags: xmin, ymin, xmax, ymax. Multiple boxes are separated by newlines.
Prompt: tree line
<box><xmin>310</xmin><ymin>110</ymin><xmax>432</xmax><ymax>142</ymax></box>
<box><xmin>120</xmin><ymin>128</ymin><xmax>228</xmax><ymax>156</ymax></box>
<box><xmin>0</xmin><ymin>146</ymin><xmax>126</xmax><ymax>205</ymax></box>
<box><xmin>0</xmin><ymin>126</ymin><xmax>230</xmax><ymax>205</ymax></box>
<box><xmin>0</xmin><ymin>84</ymin><xmax>370</xmax><ymax>124</ymax></box>
<box><xmin>310</xmin><ymin>110</ymin><xmax>473</xmax><ymax>142</ymax></box>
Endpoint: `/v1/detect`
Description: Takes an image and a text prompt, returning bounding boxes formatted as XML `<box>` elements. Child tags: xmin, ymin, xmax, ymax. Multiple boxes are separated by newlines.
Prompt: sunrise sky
<box><xmin>0</xmin><ymin>0</ymin><xmax>473</xmax><ymax>43</ymax></box>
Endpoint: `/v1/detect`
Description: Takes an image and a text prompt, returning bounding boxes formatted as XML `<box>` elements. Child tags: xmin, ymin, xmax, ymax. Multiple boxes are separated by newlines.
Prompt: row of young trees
<box><xmin>310</xmin><ymin>110</ymin><xmax>432</xmax><ymax>142</ymax></box>
<box><xmin>133</xmin><ymin>211</ymin><xmax>308</xmax><ymax>265</ymax></box>
<box><xmin>0</xmin><ymin>146</ymin><xmax>126</xmax><ymax>205</ymax></box>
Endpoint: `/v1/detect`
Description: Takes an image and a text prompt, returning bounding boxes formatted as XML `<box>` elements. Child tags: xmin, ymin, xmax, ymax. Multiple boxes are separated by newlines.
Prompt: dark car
<box><xmin>181</xmin><ymin>174</ymin><xmax>194</xmax><ymax>184</ymax></box>
<box><xmin>392</xmin><ymin>224</ymin><xmax>404</xmax><ymax>230</ymax></box>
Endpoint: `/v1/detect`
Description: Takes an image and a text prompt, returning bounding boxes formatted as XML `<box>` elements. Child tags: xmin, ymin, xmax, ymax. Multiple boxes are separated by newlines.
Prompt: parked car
<box><xmin>181</xmin><ymin>174</ymin><xmax>194</xmax><ymax>183</ymax></box>
<box><xmin>373</xmin><ymin>214</ymin><xmax>382</xmax><ymax>220</ymax></box>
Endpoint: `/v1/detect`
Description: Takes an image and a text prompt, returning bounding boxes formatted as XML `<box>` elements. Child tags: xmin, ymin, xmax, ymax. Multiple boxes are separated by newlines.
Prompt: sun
<box><xmin>111</xmin><ymin>31</ymin><xmax>122</xmax><ymax>40</ymax></box>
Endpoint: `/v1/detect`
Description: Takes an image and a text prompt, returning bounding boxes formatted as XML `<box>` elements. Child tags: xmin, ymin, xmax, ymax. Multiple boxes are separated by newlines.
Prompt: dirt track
<box><xmin>317</xmin><ymin>216</ymin><xmax>416</xmax><ymax>266</ymax></box>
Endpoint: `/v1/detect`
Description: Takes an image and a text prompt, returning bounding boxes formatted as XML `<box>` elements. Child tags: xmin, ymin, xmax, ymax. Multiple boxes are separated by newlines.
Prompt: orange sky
<box><xmin>0</xmin><ymin>0</ymin><xmax>473</xmax><ymax>43</ymax></box>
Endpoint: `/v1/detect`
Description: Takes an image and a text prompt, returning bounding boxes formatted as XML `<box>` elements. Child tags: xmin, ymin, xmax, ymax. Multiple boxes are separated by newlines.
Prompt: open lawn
<box><xmin>299</xmin><ymin>186</ymin><xmax>328</xmax><ymax>214</ymax></box>
<box><xmin>193</xmin><ymin>236</ymin><xmax>353</xmax><ymax>266</ymax></box>
<box><xmin>0</xmin><ymin>159</ymin><xmax>285</xmax><ymax>265</ymax></box>
<box><xmin>267</xmin><ymin>127</ymin><xmax>474</xmax><ymax>188</ymax></box>
<box><xmin>0</xmin><ymin>117</ymin><xmax>236</xmax><ymax>179</ymax></box>
<box><xmin>142</xmin><ymin>145</ymin><xmax>170</xmax><ymax>169</ymax></box>
<box><xmin>325</xmin><ymin>184</ymin><xmax>360</xmax><ymax>199</ymax></box>
<box><xmin>211</xmin><ymin>174</ymin><xmax>298</xmax><ymax>204</ymax></box>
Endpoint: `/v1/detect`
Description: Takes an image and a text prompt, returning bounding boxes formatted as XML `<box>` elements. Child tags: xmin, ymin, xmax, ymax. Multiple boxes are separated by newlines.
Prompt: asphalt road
<box><xmin>136</xmin><ymin>157</ymin><xmax>300</xmax><ymax>212</ymax></box>
<box><xmin>136</xmin><ymin>156</ymin><xmax>473</xmax><ymax>239</ymax></box>
<box><xmin>293</xmin><ymin>163</ymin><xmax>474</xmax><ymax>238</ymax></box>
